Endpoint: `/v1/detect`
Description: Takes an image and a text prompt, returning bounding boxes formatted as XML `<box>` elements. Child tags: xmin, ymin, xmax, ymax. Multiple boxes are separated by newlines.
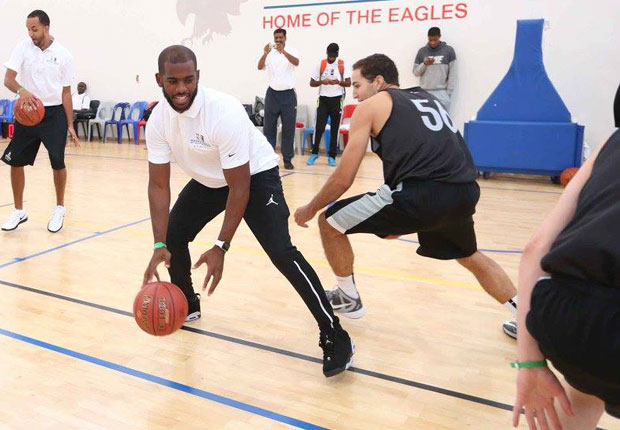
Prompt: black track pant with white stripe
<box><xmin>166</xmin><ymin>166</ymin><xmax>338</xmax><ymax>330</ymax></box>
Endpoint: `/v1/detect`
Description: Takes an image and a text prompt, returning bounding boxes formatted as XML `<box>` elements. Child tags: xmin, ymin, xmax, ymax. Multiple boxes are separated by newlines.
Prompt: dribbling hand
<box><xmin>143</xmin><ymin>248</ymin><xmax>171</xmax><ymax>285</ymax></box>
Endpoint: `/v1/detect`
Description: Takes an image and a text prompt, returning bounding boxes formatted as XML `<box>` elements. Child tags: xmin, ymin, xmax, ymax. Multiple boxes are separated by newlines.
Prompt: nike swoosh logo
<box><xmin>228</xmin><ymin>153</ymin><xmax>236</xmax><ymax>157</ymax></box>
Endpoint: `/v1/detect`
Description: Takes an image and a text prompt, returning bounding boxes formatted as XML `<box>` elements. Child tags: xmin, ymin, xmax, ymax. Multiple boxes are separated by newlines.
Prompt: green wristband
<box><xmin>153</xmin><ymin>242</ymin><xmax>167</xmax><ymax>250</ymax></box>
<box><xmin>510</xmin><ymin>360</ymin><xmax>547</xmax><ymax>369</ymax></box>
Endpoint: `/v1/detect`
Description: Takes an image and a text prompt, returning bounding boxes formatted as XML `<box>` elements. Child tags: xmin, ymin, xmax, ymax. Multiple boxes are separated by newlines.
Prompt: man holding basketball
<box><xmin>142</xmin><ymin>45</ymin><xmax>354</xmax><ymax>377</ymax></box>
<box><xmin>1</xmin><ymin>10</ymin><xmax>80</xmax><ymax>233</ymax></box>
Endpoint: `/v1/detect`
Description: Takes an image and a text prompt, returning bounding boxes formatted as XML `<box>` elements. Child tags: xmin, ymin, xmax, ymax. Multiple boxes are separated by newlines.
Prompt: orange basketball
<box><xmin>133</xmin><ymin>282</ymin><xmax>188</xmax><ymax>336</ymax></box>
<box><xmin>385</xmin><ymin>235</ymin><xmax>401</xmax><ymax>240</ymax></box>
<box><xmin>560</xmin><ymin>167</ymin><xmax>579</xmax><ymax>187</ymax></box>
<box><xmin>13</xmin><ymin>98</ymin><xmax>45</xmax><ymax>126</ymax></box>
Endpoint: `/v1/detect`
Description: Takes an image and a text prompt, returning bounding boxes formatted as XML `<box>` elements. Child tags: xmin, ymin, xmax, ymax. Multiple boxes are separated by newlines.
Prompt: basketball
<box><xmin>13</xmin><ymin>98</ymin><xmax>45</xmax><ymax>126</ymax></box>
<box><xmin>133</xmin><ymin>281</ymin><xmax>188</xmax><ymax>336</ymax></box>
<box><xmin>560</xmin><ymin>167</ymin><xmax>579</xmax><ymax>186</ymax></box>
<box><xmin>385</xmin><ymin>235</ymin><xmax>401</xmax><ymax>240</ymax></box>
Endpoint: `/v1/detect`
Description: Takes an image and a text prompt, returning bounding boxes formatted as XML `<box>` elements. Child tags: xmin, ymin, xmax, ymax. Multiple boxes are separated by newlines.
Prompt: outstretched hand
<box><xmin>192</xmin><ymin>246</ymin><xmax>225</xmax><ymax>296</ymax></box>
<box><xmin>513</xmin><ymin>367</ymin><xmax>574</xmax><ymax>430</ymax></box>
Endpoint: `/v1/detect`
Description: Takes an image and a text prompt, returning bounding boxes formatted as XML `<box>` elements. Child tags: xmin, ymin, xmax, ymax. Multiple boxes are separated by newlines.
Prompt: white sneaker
<box><xmin>47</xmin><ymin>206</ymin><xmax>66</xmax><ymax>233</ymax></box>
<box><xmin>1</xmin><ymin>209</ymin><xmax>28</xmax><ymax>231</ymax></box>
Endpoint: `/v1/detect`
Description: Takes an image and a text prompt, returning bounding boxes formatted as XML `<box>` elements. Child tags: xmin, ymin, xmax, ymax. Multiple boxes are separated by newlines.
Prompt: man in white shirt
<box><xmin>1</xmin><ymin>9</ymin><xmax>79</xmax><ymax>233</ymax></box>
<box><xmin>307</xmin><ymin>43</ymin><xmax>351</xmax><ymax>167</ymax></box>
<box><xmin>257</xmin><ymin>28</ymin><xmax>299</xmax><ymax>170</ymax></box>
<box><xmin>72</xmin><ymin>81</ymin><xmax>90</xmax><ymax>110</ymax></box>
<box><xmin>143</xmin><ymin>45</ymin><xmax>354</xmax><ymax>377</ymax></box>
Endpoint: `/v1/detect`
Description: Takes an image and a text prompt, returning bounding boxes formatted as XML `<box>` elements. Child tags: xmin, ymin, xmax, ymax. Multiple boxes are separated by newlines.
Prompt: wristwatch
<box><xmin>215</xmin><ymin>240</ymin><xmax>230</xmax><ymax>253</ymax></box>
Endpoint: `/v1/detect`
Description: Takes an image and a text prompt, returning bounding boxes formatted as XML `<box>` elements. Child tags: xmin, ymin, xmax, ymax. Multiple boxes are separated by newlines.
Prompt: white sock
<box><xmin>504</xmin><ymin>295</ymin><xmax>518</xmax><ymax>317</ymax></box>
<box><xmin>336</xmin><ymin>274</ymin><xmax>359</xmax><ymax>298</ymax></box>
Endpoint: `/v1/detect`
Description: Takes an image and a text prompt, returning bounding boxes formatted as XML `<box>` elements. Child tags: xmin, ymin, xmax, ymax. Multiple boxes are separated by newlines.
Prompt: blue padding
<box><xmin>464</xmin><ymin>121</ymin><xmax>582</xmax><ymax>175</ymax></box>
<box><xmin>477</xmin><ymin>19</ymin><xmax>570</xmax><ymax>122</ymax></box>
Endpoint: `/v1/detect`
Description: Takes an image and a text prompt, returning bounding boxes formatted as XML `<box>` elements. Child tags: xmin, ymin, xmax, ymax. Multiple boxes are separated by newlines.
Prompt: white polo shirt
<box><xmin>72</xmin><ymin>92</ymin><xmax>90</xmax><ymax>109</ymax></box>
<box><xmin>146</xmin><ymin>86</ymin><xmax>279</xmax><ymax>189</ymax></box>
<box><xmin>4</xmin><ymin>38</ymin><xmax>74</xmax><ymax>106</ymax></box>
<box><xmin>311</xmin><ymin>60</ymin><xmax>352</xmax><ymax>97</ymax></box>
<box><xmin>264</xmin><ymin>46</ymin><xmax>299</xmax><ymax>91</ymax></box>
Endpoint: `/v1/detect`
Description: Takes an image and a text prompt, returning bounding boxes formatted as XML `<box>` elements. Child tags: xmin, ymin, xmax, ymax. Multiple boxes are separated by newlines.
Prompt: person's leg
<box><xmin>456</xmin><ymin>251</ymin><xmax>517</xmax><ymax>303</ymax></box>
<box><xmin>318</xmin><ymin>211</ymin><xmax>354</xmax><ymax>277</ymax></box>
<box><xmin>52</xmin><ymin>169</ymin><xmax>66</xmax><ymax>207</ymax></box>
<box><xmin>243</xmin><ymin>167</ymin><xmax>353</xmax><ymax>376</ymax></box>
<box><xmin>166</xmin><ymin>180</ymin><xmax>227</xmax><ymax>301</ymax></box>
<box><xmin>311</xmin><ymin>98</ymin><xmax>329</xmax><ymax>156</ymax></box>
<box><xmin>327</xmin><ymin>97</ymin><xmax>342</xmax><ymax>159</ymax></box>
<box><xmin>557</xmin><ymin>379</ymin><xmax>605</xmax><ymax>430</ymax></box>
<box><xmin>2</xmin><ymin>121</ymin><xmax>42</xmax><ymax>231</ymax></box>
<box><xmin>262</xmin><ymin>88</ymin><xmax>279</xmax><ymax>149</ymax></box>
<box><xmin>10</xmin><ymin>167</ymin><xmax>25</xmax><ymax>209</ymax></box>
<box><xmin>243</xmin><ymin>168</ymin><xmax>336</xmax><ymax>329</ymax></box>
<box><xmin>280</xmin><ymin>90</ymin><xmax>297</xmax><ymax>164</ymax></box>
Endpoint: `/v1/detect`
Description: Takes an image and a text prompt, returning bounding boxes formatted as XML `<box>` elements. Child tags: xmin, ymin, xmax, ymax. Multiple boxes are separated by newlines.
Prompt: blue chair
<box><xmin>0</xmin><ymin>99</ymin><xmax>16</xmax><ymax>123</ymax></box>
<box><xmin>102</xmin><ymin>102</ymin><xmax>130</xmax><ymax>143</ymax></box>
<box><xmin>301</xmin><ymin>115</ymin><xmax>331</xmax><ymax>155</ymax></box>
<box><xmin>464</xmin><ymin>19</ymin><xmax>583</xmax><ymax>180</ymax></box>
<box><xmin>118</xmin><ymin>101</ymin><xmax>147</xmax><ymax>144</ymax></box>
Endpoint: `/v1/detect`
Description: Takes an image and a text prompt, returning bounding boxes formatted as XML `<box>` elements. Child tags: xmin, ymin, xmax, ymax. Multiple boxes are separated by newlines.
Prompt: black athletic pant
<box><xmin>166</xmin><ymin>167</ymin><xmax>337</xmax><ymax>330</ymax></box>
<box><xmin>263</xmin><ymin>87</ymin><xmax>297</xmax><ymax>163</ymax></box>
<box><xmin>312</xmin><ymin>95</ymin><xmax>342</xmax><ymax>159</ymax></box>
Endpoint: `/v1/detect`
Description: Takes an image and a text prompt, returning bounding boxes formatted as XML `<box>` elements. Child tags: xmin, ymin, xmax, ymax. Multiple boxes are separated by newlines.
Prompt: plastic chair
<box><xmin>74</xmin><ymin>100</ymin><xmax>100</xmax><ymax>139</ymax></box>
<box><xmin>118</xmin><ymin>101</ymin><xmax>147</xmax><ymax>144</ymax></box>
<box><xmin>135</xmin><ymin>101</ymin><xmax>158</xmax><ymax>144</ymax></box>
<box><xmin>0</xmin><ymin>99</ymin><xmax>16</xmax><ymax>123</ymax></box>
<box><xmin>338</xmin><ymin>104</ymin><xmax>358</xmax><ymax>149</ymax></box>
<box><xmin>88</xmin><ymin>101</ymin><xmax>114</xmax><ymax>141</ymax></box>
<box><xmin>301</xmin><ymin>112</ymin><xmax>331</xmax><ymax>155</ymax></box>
<box><xmin>102</xmin><ymin>102</ymin><xmax>129</xmax><ymax>143</ymax></box>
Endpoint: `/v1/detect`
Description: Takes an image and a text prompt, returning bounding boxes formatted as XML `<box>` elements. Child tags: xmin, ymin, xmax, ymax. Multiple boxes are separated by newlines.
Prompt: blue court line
<box><xmin>265</xmin><ymin>0</ymin><xmax>396</xmax><ymax>9</ymax></box>
<box><xmin>395</xmin><ymin>237</ymin><xmax>523</xmax><ymax>255</ymax></box>
<box><xmin>0</xmin><ymin>217</ymin><xmax>150</xmax><ymax>269</ymax></box>
<box><xmin>0</xmin><ymin>327</ymin><xmax>327</xmax><ymax>430</ymax></box>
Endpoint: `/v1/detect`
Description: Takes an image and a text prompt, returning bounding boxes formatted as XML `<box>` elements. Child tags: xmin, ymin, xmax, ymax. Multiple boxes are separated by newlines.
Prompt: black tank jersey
<box><xmin>542</xmin><ymin>129</ymin><xmax>620</xmax><ymax>288</ymax></box>
<box><xmin>370</xmin><ymin>87</ymin><xmax>477</xmax><ymax>188</ymax></box>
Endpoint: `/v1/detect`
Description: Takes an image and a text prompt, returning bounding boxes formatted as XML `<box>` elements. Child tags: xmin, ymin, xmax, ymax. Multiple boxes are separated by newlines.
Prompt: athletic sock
<box><xmin>504</xmin><ymin>295</ymin><xmax>518</xmax><ymax>317</ymax></box>
<box><xmin>336</xmin><ymin>274</ymin><xmax>359</xmax><ymax>298</ymax></box>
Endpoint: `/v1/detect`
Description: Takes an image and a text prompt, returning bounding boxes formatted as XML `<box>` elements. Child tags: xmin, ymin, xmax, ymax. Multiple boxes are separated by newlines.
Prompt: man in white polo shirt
<box><xmin>257</xmin><ymin>28</ymin><xmax>299</xmax><ymax>170</ymax></box>
<box><xmin>1</xmin><ymin>9</ymin><xmax>79</xmax><ymax>233</ymax></box>
<box><xmin>307</xmin><ymin>43</ymin><xmax>351</xmax><ymax>167</ymax></box>
<box><xmin>143</xmin><ymin>45</ymin><xmax>354</xmax><ymax>377</ymax></box>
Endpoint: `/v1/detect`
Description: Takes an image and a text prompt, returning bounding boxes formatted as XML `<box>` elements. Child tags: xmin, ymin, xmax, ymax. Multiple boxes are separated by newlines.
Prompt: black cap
<box><xmin>326</xmin><ymin>43</ymin><xmax>339</xmax><ymax>57</ymax></box>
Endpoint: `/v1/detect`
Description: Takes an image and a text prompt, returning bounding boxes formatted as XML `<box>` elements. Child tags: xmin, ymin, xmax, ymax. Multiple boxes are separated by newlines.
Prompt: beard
<box><xmin>162</xmin><ymin>85</ymin><xmax>199</xmax><ymax>113</ymax></box>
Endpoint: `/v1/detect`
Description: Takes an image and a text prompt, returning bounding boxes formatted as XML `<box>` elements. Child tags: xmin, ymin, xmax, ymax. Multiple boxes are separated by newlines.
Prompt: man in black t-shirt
<box><xmin>295</xmin><ymin>54</ymin><xmax>519</xmax><ymax>338</ymax></box>
<box><xmin>513</xmin><ymin>87</ymin><xmax>620</xmax><ymax>430</ymax></box>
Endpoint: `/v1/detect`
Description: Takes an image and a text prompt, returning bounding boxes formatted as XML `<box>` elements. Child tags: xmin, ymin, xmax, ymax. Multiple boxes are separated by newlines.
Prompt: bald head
<box><xmin>158</xmin><ymin>45</ymin><xmax>197</xmax><ymax>74</ymax></box>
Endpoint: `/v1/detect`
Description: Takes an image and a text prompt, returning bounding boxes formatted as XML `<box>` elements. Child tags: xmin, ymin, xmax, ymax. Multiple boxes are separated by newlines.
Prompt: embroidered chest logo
<box><xmin>189</xmin><ymin>133</ymin><xmax>213</xmax><ymax>151</ymax></box>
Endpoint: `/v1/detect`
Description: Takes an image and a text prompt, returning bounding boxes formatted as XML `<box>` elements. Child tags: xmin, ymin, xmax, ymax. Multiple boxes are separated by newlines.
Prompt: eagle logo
<box><xmin>177</xmin><ymin>0</ymin><xmax>248</xmax><ymax>45</ymax></box>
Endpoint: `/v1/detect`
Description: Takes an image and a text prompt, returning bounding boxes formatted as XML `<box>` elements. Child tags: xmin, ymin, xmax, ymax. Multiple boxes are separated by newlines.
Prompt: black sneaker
<box><xmin>284</xmin><ymin>161</ymin><xmax>294</xmax><ymax>170</ymax></box>
<box><xmin>319</xmin><ymin>326</ymin><xmax>355</xmax><ymax>377</ymax></box>
<box><xmin>186</xmin><ymin>293</ymin><xmax>201</xmax><ymax>322</ymax></box>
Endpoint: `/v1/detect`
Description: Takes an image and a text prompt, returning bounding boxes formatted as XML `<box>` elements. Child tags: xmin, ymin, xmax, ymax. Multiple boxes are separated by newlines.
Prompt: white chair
<box><xmin>88</xmin><ymin>101</ymin><xmax>114</xmax><ymax>141</ymax></box>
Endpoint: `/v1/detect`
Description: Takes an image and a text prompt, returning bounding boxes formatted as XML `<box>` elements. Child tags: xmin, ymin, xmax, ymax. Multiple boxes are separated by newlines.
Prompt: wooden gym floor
<box><xmin>0</xmin><ymin>139</ymin><xmax>617</xmax><ymax>430</ymax></box>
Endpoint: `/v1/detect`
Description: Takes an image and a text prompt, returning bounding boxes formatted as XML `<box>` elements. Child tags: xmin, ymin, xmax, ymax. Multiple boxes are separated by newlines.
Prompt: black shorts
<box><xmin>1</xmin><ymin>105</ymin><xmax>68</xmax><ymax>170</ymax></box>
<box><xmin>526</xmin><ymin>276</ymin><xmax>620</xmax><ymax>418</ymax></box>
<box><xmin>325</xmin><ymin>180</ymin><xmax>480</xmax><ymax>260</ymax></box>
